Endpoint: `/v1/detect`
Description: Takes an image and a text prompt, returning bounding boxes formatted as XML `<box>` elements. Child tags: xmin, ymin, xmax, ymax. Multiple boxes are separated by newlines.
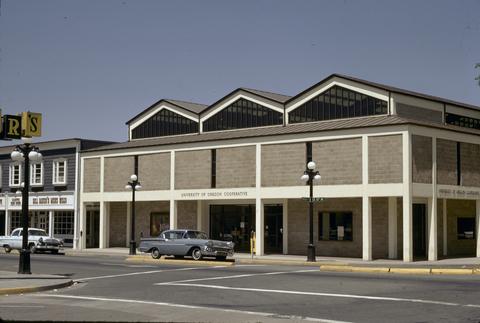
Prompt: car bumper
<box><xmin>36</xmin><ymin>245</ymin><xmax>64</xmax><ymax>252</ymax></box>
<box><xmin>201</xmin><ymin>246</ymin><xmax>234</xmax><ymax>257</ymax></box>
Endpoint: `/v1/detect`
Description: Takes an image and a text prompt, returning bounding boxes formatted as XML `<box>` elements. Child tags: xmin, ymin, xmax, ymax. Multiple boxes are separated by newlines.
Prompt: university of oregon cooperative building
<box><xmin>79</xmin><ymin>74</ymin><xmax>480</xmax><ymax>262</ymax></box>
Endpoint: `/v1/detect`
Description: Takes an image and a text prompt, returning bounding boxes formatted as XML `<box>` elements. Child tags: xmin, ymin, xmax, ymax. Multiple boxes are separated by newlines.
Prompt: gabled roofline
<box><xmin>286</xmin><ymin>73</ymin><xmax>480</xmax><ymax>112</ymax></box>
<box><xmin>126</xmin><ymin>99</ymin><xmax>207</xmax><ymax>125</ymax></box>
<box><xmin>199</xmin><ymin>88</ymin><xmax>290</xmax><ymax>118</ymax></box>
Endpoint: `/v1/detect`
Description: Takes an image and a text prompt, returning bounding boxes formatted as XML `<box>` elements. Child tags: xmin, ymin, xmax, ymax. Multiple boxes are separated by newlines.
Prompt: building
<box><xmin>0</xmin><ymin>139</ymin><xmax>113</xmax><ymax>247</ymax></box>
<box><xmin>79</xmin><ymin>74</ymin><xmax>480</xmax><ymax>262</ymax></box>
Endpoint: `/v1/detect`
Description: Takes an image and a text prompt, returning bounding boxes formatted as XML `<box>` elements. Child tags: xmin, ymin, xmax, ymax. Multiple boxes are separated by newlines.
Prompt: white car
<box><xmin>0</xmin><ymin>228</ymin><xmax>64</xmax><ymax>254</ymax></box>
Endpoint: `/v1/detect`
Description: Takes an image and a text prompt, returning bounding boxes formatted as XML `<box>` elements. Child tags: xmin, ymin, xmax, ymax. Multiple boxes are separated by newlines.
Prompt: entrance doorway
<box><xmin>31</xmin><ymin>211</ymin><xmax>49</xmax><ymax>233</ymax></box>
<box><xmin>413</xmin><ymin>204</ymin><xmax>427</xmax><ymax>259</ymax></box>
<box><xmin>209</xmin><ymin>205</ymin><xmax>255</xmax><ymax>252</ymax></box>
<box><xmin>264</xmin><ymin>204</ymin><xmax>283</xmax><ymax>254</ymax></box>
<box><xmin>0</xmin><ymin>211</ymin><xmax>5</xmax><ymax>235</ymax></box>
<box><xmin>86</xmin><ymin>210</ymin><xmax>100</xmax><ymax>248</ymax></box>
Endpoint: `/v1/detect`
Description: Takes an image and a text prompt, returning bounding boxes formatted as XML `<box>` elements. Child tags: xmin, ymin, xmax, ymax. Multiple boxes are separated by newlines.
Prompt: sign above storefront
<box><xmin>178</xmin><ymin>190</ymin><xmax>253</xmax><ymax>200</ymax></box>
<box><xmin>0</xmin><ymin>193</ymin><xmax>74</xmax><ymax>210</ymax></box>
<box><xmin>438</xmin><ymin>188</ymin><xmax>480</xmax><ymax>200</ymax></box>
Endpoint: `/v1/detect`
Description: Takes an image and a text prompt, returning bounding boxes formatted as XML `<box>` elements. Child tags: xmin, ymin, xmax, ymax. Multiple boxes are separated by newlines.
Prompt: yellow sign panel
<box><xmin>21</xmin><ymin>112</ymin><xmax>42</xmax><ymax>137</ymax></box>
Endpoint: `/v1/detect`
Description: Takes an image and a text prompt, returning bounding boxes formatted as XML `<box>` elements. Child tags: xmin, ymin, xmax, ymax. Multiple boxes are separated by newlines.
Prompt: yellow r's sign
<box><xmin>21</xmin><ymin>112</ymin><xmax>42</xmax><ymax>137</ymax></box>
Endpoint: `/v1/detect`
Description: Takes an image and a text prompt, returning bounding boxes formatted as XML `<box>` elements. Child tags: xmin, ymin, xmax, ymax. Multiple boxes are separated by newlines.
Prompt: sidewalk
<box><xmin>65</xmin><ymin>248</ymin><xmax>480</xmax><ymax>268</ymax></box>
<box><xmin>0</xmin><ymin>271</ymin><xmax>73</xmax><ymax>296</ymax></box>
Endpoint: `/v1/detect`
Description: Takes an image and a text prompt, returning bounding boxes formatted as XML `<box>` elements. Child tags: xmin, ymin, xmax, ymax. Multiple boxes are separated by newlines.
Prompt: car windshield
<box><xmin>28</xmin><ymin>229</ymin><xmax>47</xmax><ymax>236</ymax></box>
<box><xmin>186</xmin><ymin>231</ymin><xmax>208</xmax><ymax>239</ymax></box>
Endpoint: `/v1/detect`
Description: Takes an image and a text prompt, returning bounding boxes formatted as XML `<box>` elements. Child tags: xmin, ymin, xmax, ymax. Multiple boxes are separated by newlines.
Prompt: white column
<box><xmin>402</xmin><ymin>131</ymin><xmax>413</xmax><ymax>262</ymax></box>
<box><xmin>78</xmin><ymin>203</ymin><xmax>86</xmax><ymax>249</ymax></box>
<box><xmin>255</xmin><ymin>198</ymin><xmax>264</xmax><ymax>256</ymax></box>
<box><xmin>196</xmin><ymin>200</ymin><xmax>203</xmax><ymax>231</ymax></box>
<box><xmin>476</xmin><ymin>200</ymin><xmax>480</xmax><ymax>257</ymax></box>
<box><xmin>362</xmin><ymin>196</ymin><xmax>372</xmax><ymax>261</ymax></box>
<box><xmin>126</xmin><ymin>201</ymin><xmax>131</xmax><ymax>247</ymax></box>
<box><xmin>169</xmin><ymin>200</ymin><xmax>177</xmax><ymax>230</ymax></box>
<box><xmin>282</xmin><ymin>199</ymin><xmax>288</xmax><ymax>255</ymax></box>
<box><xmin>443</xmin><ymin>199</ymin><xmax>447</xmax><ymax>256</ymax></box>
<box><xmin>388</xmin><ymin>197</ymin><xmax>398</xmax><ymax>259</ymax></box>
<box><xmin>5</xmin><ymin>211</ymin><xmax>11</xmax><ymax>235</ymax></box>
<box><xmin>99</xmin><ymin>201</ymin><xmax>108</xmax><ymax>249</ymax></box>
<box><xmin>427</xmin><ymin>197</ymin><xmax>438</xmax><ymax>261</ymax></box>
<box><xmin>428</xmin><ymin>136</ymin><xmax>438</xmax><ymax>261</ymax></box>
<box><xmin>48</xmin><ymin>211</ymin><xmax>54</xmax><ymax>237</ymax></box>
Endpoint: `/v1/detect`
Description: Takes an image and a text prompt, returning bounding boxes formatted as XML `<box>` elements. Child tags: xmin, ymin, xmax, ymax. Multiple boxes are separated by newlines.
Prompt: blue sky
<box><xmin>0</xmin><ymin>0</ymin><xmax>479</xmax><ymax>143</ymax></box>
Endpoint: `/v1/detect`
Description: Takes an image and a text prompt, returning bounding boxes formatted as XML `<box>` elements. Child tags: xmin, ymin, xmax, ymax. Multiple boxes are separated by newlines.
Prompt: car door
<box><xmin>11</xmin><ymin>229</ymin><xmax>22</xmax><ymax>249</ymax></box>
<box><xmin>169</xmin><ymin>231</ymin><xmax>188</xmax><ymax>255</ymax></box>
<box><xmin>161</xmin><ymin>231</ymin><xmax>177</xmax><ymax>255</ymax></box>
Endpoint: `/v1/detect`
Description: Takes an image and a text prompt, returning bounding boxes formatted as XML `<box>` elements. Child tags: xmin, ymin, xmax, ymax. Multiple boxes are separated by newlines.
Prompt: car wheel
<box><xmin>29</xmin><ymin>244</ymin><xmax>36</xmax><ymax>254</ymax></box>
<box><xmin>151</xmin><ymin>248</ymin><xmax>162</xmax><ymax>259</ymax></box>
<box><xmin>4</xmin><ymin>246</ymin><xmax>12</xmax><ymax>253</ymax></box>
<box><xmin>191</xmin><ymin>247</ymin><xmax>202</xmax><ymax>261</ymax></box>
<box><xmin>216</xmin><ymin>256</ymin><xmax>227</xmax><ymax>261</ymax></box>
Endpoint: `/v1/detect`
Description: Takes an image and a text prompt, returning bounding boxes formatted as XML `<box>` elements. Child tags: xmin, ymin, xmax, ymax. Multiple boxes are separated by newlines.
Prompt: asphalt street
<box><xmin>1</xmin><ymin>253</ymin><xmax>480</xmax><ymax>322</ymax></box>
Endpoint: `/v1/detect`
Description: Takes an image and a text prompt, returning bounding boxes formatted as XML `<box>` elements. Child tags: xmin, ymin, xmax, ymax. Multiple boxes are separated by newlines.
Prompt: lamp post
<box><xmin>301</xmin><ymin>161</ymin><xmax>321</xmax><ymax>262</ymax></box>
<box><xmin>125</xmin><ymin>174</ymin><xmax>141</xmax><ymax>255</ymax></box>
<box><xmin>11</xmin><ymin>139</ymin><xmax>42</xmax><ymax>274</ymax></box>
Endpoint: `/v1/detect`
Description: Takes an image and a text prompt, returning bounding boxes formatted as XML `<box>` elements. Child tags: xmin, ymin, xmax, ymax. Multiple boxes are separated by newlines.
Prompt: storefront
<box><xmin>79</xmin><ymin>74</ymin><xmax>480</xmax><ymax>262</ymax></box>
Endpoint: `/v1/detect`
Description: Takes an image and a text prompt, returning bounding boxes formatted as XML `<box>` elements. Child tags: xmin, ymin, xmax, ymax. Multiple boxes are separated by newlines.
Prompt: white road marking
<box><xmin>99</xmin><ymin>263</ymin><xmax>156</xmax><ymax>268</ymax></box>
<box><xmin>165</xmin><ymin>283</ymin><xmax>472</xmax><ymax>308</ymax></box>
<box><xmin>155</xmin><ymin>269</ymin><xmax>318</xmax><ymax>285</ymax></box>
<box><xmin>34</xmin><ymin>294</ymin><xmax>350</xmax><ymax>323</ymax></box>
<box><xmin>0</xmin><ymin>305</ymin><xmax>45</xmax><ymax>308</ymax></box>
<box><xmin>79</xmin><ymin>267</ymin><xmax>208</xmax><ymax>281</ymax></box>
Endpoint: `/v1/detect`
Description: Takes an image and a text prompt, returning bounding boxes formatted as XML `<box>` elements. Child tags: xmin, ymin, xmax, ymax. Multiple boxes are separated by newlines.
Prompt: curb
<box><xmin>319</xmin><ymin>265</ymin><xmax>479</xmax><ymax>275</ymax></box>
<box><xmin>0</xmin><ymin>280</ymin><xmax>73</xmax><ymax>296</ymax></box>
<box><xmin>126</xmin><ymin>256</ymin><xmax>235</xmax><ymax>266</ymax></box>
<box><xmin>235</xmin><ymin>258</ymin><xmax>346</xmax><ymax>267</ymax></box>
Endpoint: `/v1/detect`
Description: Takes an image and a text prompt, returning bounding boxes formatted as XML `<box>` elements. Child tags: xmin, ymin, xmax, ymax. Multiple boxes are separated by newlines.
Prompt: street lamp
<box><xmin>11</xmin><ymin>139</ymin><xmax>42</xmax><ymax>274</ymax></box>
<box><xmin>301</xmin><ymin>161</ymin><xmax>321</xmax><ymax>262</ymax></box>
<box><xmin>125</xmin><ymin>174</ymin><xmax>141</xmax><ymax>255</ymax></box>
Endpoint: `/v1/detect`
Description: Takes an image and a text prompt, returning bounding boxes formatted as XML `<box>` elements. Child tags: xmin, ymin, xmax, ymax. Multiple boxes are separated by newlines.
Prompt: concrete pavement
<box><xmin>4</xmin><ymin>247</ymin><xmax>480</xmax><ymax>291</ymax></box>
<box><xmin>0</xmin><ymin>270</ymin><xmax>73</xmax><ymax>296</ymax></box>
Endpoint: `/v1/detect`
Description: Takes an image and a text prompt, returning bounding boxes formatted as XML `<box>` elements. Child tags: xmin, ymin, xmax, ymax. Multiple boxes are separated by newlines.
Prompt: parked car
<box><xmin>139</xmin><ymin>229</ymin><xmax>234</xmax><ymax>260</ymax></box>
<box><xmin>0</xmin><ymin>228</ymin><xmax>64</xmax><ymax>254</ymax></box>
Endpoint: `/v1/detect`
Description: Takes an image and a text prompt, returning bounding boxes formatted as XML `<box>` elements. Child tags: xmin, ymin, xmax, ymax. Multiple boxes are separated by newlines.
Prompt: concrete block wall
<box><xmin>175</xmin><ymin>150</ymin><xmax>211</xmax><ymax>189</ymax></box>
<box><xmin>371</xmin><ymin>198</ymin><xmax>389</xmax><ymax>259</ymax></box>
<box><xmin>262</xmin><ymin>143</ymin><xmax>305</xmax><ymax>187</ymax></box>
<box><xmin>460</xmin><ymin>142</ymin><xmax>480</xmax><ymax>187</ymax></box>
<box><xmin>446</xmin><ymin>199</ymin><xmax>476</xmax><ymax>256</ymax></box>
<box><xmin>437</xmin><ymin>139</ymin><xmax>457</xmax><ymax>185</ymax></box>
<box><xmin>312</xmin><ymin>138</ymin><xmax>362</xmax><ymax>185</ymax></box>
<box><xmin>83</xmin><ymin>158</ymin><xmax>101</xmax><ymax>192</ymax></box>
<box><xmin>104</xmin><ymin>156</ymin><xmax>134</xmax><ymax>192</ymax></box>
<box><xmin>287</xmin><ymin>198</ymin><xmax>362</xmax><ymax>258</ymax></box>
<box><xmin>177</xmin><ymin>201</ymin><xmax>197</xmax><ymax>229</ymax></box>
<box><xmin>368</xmin><ymin>135</ymin><xmax>403</xmax><ymax>183</ymax></box>
<box><xmin>134</xmin><ymin>201</ymin><xmax>169</xmax><ymax>241</ymax></box>
<box><xmin>139</xmin><ymin>153</ymin><xmax>170</xmax><ymax>190</ymax></box>
<box><xmin>109</xmin><ymin>202</ymin><xmax>127</xmax><ymax>247</ymax></box>
<box><xmin>216</xmin><ymin>146</ymin><xmax>256</xmax><ymax>188</ymax></box>
<box><xmin>412</xmin><ymin>135</ymin><xmax>432</xmax><ymax>184</ymax></box>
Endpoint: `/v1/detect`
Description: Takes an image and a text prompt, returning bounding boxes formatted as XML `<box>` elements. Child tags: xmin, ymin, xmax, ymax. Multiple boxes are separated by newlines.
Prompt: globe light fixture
<box><xmin>301</xmin><ymin>160</ymin><xmax>321</xmax><ymax>262</ymax></box>
<box><xmin>126</xmin><ymin>174</ymin><xmax>141</xmax><ymax>255</ymax></box>
<box><xmin>11</xmin><ymin>142</ymin><xmax>42</xmax><ymax>274</ymax></box>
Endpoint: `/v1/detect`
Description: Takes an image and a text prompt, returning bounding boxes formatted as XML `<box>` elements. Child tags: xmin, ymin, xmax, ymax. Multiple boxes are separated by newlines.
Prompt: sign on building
<box><xmin>0</xmin><ymin>111</ymin><xmax>42</xmax><ymax>140</ymax></box>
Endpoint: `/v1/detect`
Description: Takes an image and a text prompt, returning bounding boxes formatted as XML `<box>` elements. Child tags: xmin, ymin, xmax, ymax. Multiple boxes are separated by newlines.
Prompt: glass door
<box><xmin>209</xmin><ymin>205</ymin><xmax>255</xmax><ymax>252</ymax></box>
<box><xmin>264</xmin><ymin>204</ymin><xmax>283</xmax><ymax>254</ymax></box>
